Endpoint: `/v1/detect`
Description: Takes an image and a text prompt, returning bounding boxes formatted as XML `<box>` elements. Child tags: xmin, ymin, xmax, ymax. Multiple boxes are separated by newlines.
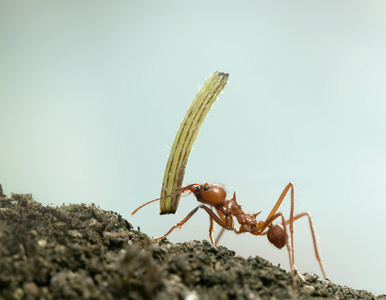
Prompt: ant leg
<box><xmin>265</xmin><ymin>183</ymin><xmax>294</xmax><ymax>221</ymax></box>
<box><xmin>153</xmin><ymin>204</ymin><xmax>232</xmax><ymax>241</ymax></box>
<box><xmin>259</xmin><ymin>211</ymin><xmax>326</xmax><ymax>280</ymax></box>
<box><xmin>209</xmin><ymin>210</ymin><xmax>215</xmax><ymax>245</ymax></box>
<box><xmin>153</xmin><ymin>206</ymin><xmax>199</xmax><ymax>241</ymax></box>
<box><xmin>207</xmin><ymin>207</ymin><xmax>227</xmax><ymax>245</ymax></box>
<box><xmin>214</xmin><ymin>228</ymin><xmax>226</xmax><ymax>245</ymax></box>
<box><xmin>209</xmin><ymin>206</ymin><xmax>228</xmax><ymax>245</ymax></box>
<box><xmin>288</xmin><ymin>212</ymin><xmax>326</xmax><ymax>279</ymax></box>
<box><xmin>263</xmin><ymin>183</ymin><xmax>295</xmax><ymax>273</ymax></box>
<box><xmin>208</xmin><ymin>207</ymin><xmax>227</xmax><ymax>245</ymax></box>
<box><xmin>270</xmin><ymin>185</ymin><xmax>294</xmax><ymax>256</ymax></box>
<box><xmin>265</xmin><ymin>185</ymin><xmax>326</xmax><ymax>280</ymax></box>
<box><xmin>275</xmin><ymin>212</ymin><xmax>300</xmax><ymax>285</ymax></box>
<box><xmin>255</xmin><ymin>212</ymin><xmax>300</xmax><ymax>285</ymax></box>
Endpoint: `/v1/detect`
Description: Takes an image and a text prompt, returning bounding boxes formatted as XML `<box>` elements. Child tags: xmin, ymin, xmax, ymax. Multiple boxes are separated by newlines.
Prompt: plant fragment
<box><xmin>160</xmin><ymin>71</ymin><xmax>229</xmax><ymax>214</ymax></box>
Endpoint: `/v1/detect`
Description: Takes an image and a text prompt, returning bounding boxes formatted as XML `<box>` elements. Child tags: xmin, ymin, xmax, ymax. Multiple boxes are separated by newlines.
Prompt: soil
<box><xmin>0</xmin><ymin>185</ymin><xmax>384</xmax><ymax>300</ymax></box>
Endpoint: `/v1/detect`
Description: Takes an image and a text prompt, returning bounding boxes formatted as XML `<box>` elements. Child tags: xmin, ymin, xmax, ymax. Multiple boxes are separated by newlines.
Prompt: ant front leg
<box><xmin>208</xmin><ymin>209</ymin><xmax>227</xmax><ymax>245</ymax></box>
<box><xmin>208</xmin><ymin>207</ymin><xmax>227</xmax><ymax>245</ymax></box>
<box><xmin>209</xmin><ymin>208</ymin><xmax>216</xmax><ymax>245</ymax></box>
<box><xmin>153</xmin><ymin>205</ymin><xmax>231</xmax><ymax>241</ymax></box>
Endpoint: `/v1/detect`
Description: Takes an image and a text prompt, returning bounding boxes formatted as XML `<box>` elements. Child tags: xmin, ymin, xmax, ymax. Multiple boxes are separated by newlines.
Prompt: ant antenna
<box><xmin>131</xmin><ymin>197</ymin><xmax>164</xmax><ymax>216</ymax></box>
<box><xmin>131</xmin><ymin>183</ymin><xmax>200</xmax><ymax>216</ymax></box>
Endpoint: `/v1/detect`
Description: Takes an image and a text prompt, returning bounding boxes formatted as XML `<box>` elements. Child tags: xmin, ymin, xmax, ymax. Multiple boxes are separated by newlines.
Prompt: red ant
<box><xmin>131</xmin><ymin>182</ymin><xmax>326</xmax><ymax>283</ymax></box>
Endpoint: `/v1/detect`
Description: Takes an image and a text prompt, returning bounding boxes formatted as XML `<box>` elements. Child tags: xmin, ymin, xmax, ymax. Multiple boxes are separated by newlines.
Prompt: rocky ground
<box><xmin>0</xmin><ymin>185</ymin><xmax>384</xmax><ymax>300</ymax></box>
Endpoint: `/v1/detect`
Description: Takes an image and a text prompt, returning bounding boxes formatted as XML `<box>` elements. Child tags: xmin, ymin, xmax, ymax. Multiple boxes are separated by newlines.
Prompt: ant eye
<box><xmin>204</xmin><ymin>185</ymin><xmax>210</xmax><ymax>191</ymax></box>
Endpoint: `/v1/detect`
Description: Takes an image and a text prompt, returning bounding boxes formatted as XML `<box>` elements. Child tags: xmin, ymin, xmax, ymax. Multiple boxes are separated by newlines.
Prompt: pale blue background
<box><xmin>1</xmin><ymin>1</ymin><xmax>385</xmax><ymax>295</ymax></box>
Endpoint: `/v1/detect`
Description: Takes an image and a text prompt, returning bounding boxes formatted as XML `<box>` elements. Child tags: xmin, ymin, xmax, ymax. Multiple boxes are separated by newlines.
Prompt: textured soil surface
<box><xmin>0</xmin><ymin>186</ymin><xmax>384</xmax><ymax>300</ymax></box>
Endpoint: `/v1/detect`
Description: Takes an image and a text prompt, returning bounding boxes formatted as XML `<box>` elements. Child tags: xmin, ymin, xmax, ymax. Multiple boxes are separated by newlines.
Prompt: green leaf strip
<box><xmin>160</xmin><ymin>71</ymin><xmax>229</xmax><ymax>214</ymax></box>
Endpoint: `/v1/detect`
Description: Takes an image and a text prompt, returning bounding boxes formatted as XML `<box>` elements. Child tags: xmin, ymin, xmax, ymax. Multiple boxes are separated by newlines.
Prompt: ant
<box><xmin>131</xmin><ymin>182</ymin><xmax>326</xmax><ymax>283</ymax></box>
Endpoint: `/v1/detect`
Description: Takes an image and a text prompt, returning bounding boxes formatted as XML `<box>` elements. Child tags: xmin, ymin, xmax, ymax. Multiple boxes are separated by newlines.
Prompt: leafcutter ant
<box><xmin>131</xmin><ymin>182</ymin><xmax>326</xmax><ymax>283</ymax></box>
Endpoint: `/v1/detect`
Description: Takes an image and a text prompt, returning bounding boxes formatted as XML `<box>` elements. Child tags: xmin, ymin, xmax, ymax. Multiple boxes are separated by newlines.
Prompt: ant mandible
<box><xmin>131</xmin><ymin>182</ymin><xmax>326</xmax><ymax>282</ymax></box>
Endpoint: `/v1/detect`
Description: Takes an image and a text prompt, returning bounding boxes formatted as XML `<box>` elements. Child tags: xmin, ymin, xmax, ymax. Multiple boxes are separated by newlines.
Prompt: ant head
<box><xmin>193</xmin><ymin>183</ymin><xmax>226</xmax><ymax>206</ymax></box>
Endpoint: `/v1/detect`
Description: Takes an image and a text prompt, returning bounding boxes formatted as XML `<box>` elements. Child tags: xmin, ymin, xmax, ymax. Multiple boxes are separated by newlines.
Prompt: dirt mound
<box><xmin>0</xmin><ymin>187</ymin><xmax>384</xmax><ymax>299</ymax></box>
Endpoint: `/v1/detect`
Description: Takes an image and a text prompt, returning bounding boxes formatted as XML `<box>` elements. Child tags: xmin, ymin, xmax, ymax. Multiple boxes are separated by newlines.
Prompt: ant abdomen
<box><xmin>267</xmin><ymin>224</ymin><xmax>287</xmax><ymax>249</ymax></box>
